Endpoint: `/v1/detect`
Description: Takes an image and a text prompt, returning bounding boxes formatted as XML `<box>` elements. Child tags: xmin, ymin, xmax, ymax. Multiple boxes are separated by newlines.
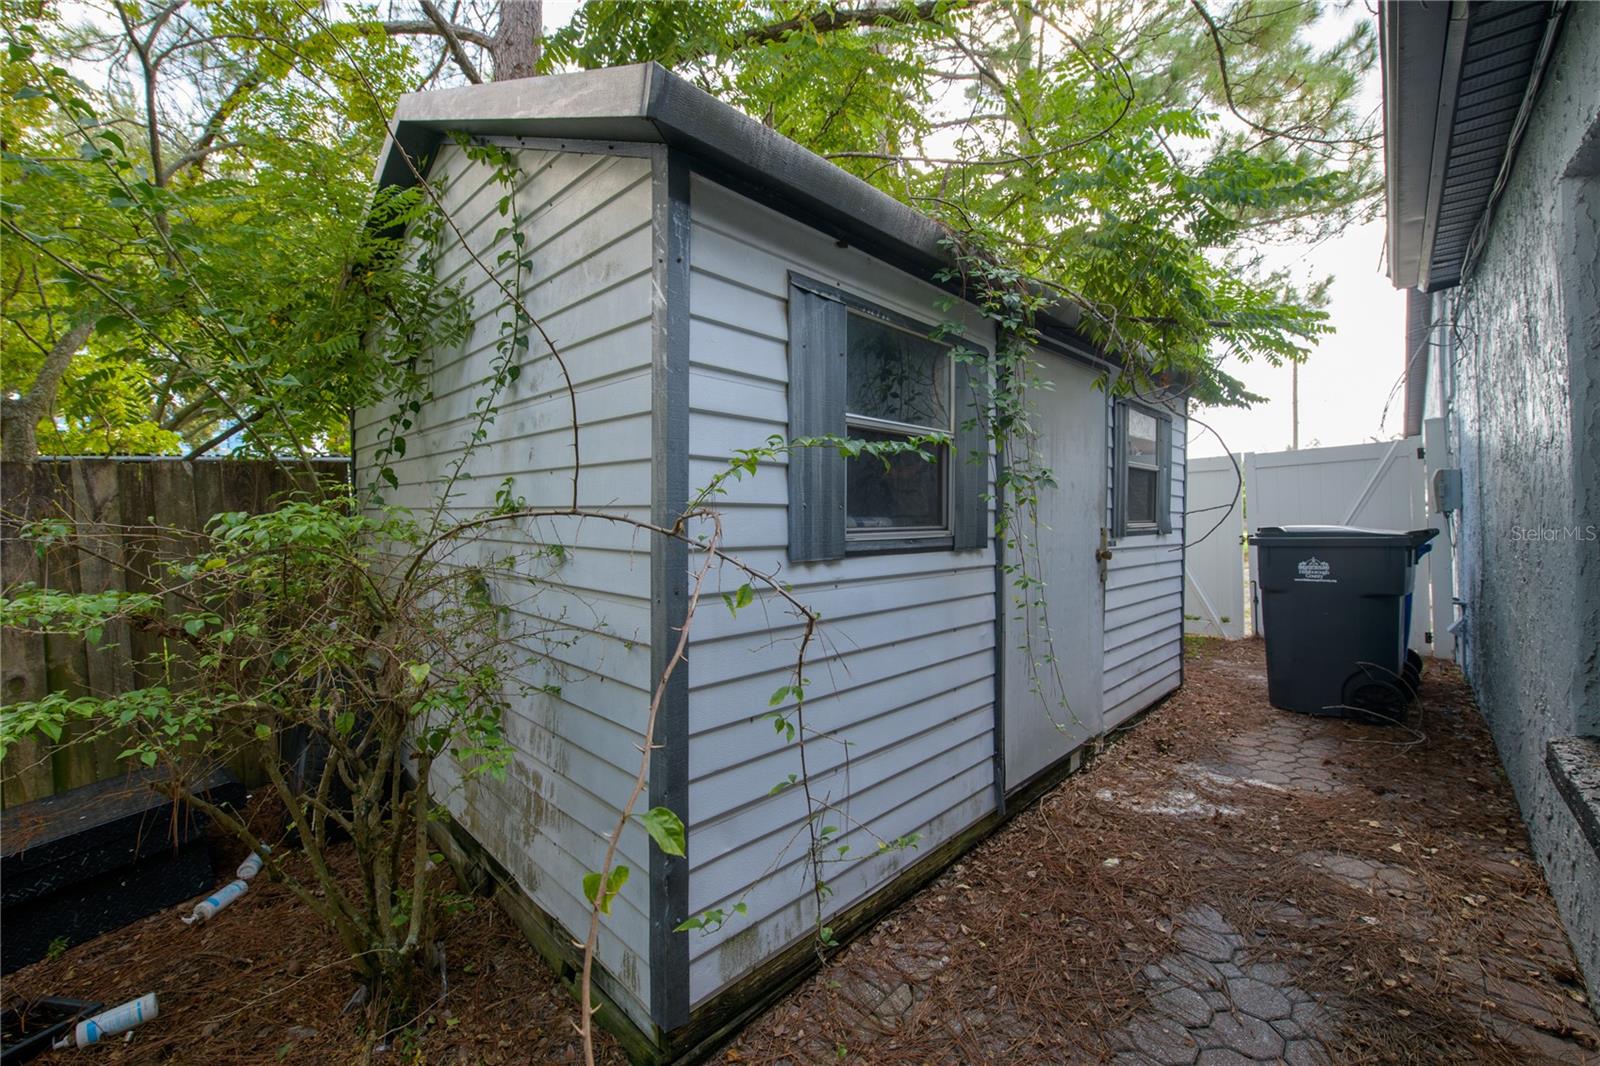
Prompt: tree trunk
<box><xmin>491</xmin><ymin>0</ymin><xmax>542</xmax><ymax>80</ymax></box>
<box><xmin>1</xmin><ymin>319</ymin><xmax>95</xmax><ymax>464</ymax></box>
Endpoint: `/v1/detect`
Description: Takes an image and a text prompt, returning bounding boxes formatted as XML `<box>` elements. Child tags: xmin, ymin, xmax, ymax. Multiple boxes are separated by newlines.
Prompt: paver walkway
<box><xmin>725</xmin><ymin>639</ymin><xmax>1599</xmax><ymax>1065</ymax></box>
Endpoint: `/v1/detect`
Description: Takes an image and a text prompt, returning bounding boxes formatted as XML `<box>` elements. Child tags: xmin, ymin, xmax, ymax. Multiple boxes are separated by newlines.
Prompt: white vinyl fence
<box><xmin>1183</xmin><ymin>455</ymin><xmax>1246</xmax><ymax>639</ymax></box>
<box><xmin>1183</xmin><ymin>437</ymin><xmax>1441</xmax><ymax>655</ymax></box>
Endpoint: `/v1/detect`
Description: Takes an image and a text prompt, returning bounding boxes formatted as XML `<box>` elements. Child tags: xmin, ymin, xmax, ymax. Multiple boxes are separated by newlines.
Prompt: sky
<box><xmin>1184</xmin><ymin>6</ymin><xmax>1405</xmax><ymax>460</ymax></box>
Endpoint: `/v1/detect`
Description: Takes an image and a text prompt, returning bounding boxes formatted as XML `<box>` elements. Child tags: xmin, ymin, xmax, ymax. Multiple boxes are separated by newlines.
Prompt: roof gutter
<box><xmin>1416</xmin><ymin>3</ymin><xmax>1472</xmax><ymax>292</ymax></box>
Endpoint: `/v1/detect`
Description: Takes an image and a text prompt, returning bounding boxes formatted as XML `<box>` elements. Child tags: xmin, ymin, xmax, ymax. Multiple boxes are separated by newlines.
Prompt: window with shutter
<box><xmin>1114</xmin><ymin>400</ymin><xmax>1173</xmax><ymax>538</ymax></box>
<box><xmin>787</xmin><ymin>275</ymin><xmax>988</xmax><ymax>561</ymax></box>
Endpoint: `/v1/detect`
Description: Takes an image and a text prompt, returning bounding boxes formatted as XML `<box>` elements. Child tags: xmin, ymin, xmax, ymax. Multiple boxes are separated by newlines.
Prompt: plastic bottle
<box><xmin>57</xmin><ymin>993</ymin><xmax>158</xmax><ymax>1048</ymax></box>
<box><xmin>236</xmin><ymin>846</ymin><xmax>269</xmax><ymax>881</ymax></box>
<box><xmin>180</xmin><ymin>878</ymin><xmax>248</xmax><ymax>925</ymax></box>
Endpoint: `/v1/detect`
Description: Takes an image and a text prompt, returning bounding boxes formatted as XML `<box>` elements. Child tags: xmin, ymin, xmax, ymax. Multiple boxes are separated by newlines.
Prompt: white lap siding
<box><xmin>353</xmin><ymin>142</ymin><xmax>656</xmax><ymax>1027</ymax></box>
<box><xmin>682</xmin><ymin>176</ymin><xmax>998</xmax><ymax>1007</ymax></box>
<box><xmin>1102</xmin><ymin>398</ymin><xmax>1188</xmax><ymax>728</ymax></box>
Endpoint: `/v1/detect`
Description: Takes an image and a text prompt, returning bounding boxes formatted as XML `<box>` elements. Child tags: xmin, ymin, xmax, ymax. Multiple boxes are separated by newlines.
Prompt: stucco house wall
<box><xmin>1427</xmin><ymin>1</ymin><xmax>1600</xmax><ymax>1007</ymax></box>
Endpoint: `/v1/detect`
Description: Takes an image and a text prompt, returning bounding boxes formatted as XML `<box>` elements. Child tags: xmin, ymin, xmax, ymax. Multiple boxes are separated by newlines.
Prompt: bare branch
<box><xmin>418</xmin><ymin>0</ymin><xmax>482</xmax><ymax>84</ymax></box>
<box><xmin>380</xmin><ymin>18</ymin><xmax>495</xmax><ymax>51</ymax></box>
<box><xmin>159</xmin><ymin>68</ymin><xmax>262</xmax><ymax>182</ymax></box>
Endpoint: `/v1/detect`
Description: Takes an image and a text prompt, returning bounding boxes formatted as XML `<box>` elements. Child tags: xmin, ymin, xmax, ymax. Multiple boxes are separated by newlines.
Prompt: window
<box><xmin>1115</xmin><ymin>401</ymin><xmax>1172</xmax><ymax>537</ymax></box>
<box><xmin>787</xmin><ymin>275</ymin><xmax>987</xmax><ymax>561</ymax></box>
<box><xmin>844</xmin><ymin>313</ymin><xmax>952</xmax><ymax>534</ymax></box>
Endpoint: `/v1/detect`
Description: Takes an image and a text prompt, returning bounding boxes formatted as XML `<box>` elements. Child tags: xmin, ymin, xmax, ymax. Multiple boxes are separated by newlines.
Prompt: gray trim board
<box><xmin>649</xmin><ymin>145</ymin><xmax>692</xmax><ymax>1033</ymax></box>
<box><xmin>1403</xmin><ymin>288</ymin><xmax>1432</xmax><ymax>439</ymax></box>
<box><xmin>992</xmin><ymin>433</ymin><xmax>1008</xmax><ymax>820</ymax></box>
<box><xmin>471</xmin><ymin>133</ymin><xmax>659</xmax><ymax>158</ymax></box>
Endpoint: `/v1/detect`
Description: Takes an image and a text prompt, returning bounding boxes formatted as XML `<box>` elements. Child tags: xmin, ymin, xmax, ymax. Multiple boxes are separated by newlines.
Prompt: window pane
<box><xmin>1127</xmin><ymin>409</ymin><xmax>1159</xmax><ymax>467</ymax></box>
<box><xmin>1127</xmin><ymin>466</ymin><xmax>1158</xmax><ymax>525</ymax></box>
<box><xmin>846</xmin><ymin>313</ymin><xmax>950</xmax><ymax>429</ymax></box>
<box><xmin>846</xmin><ymin>428</ymin><xmax>946</xmax><ymax>530</ymax></box>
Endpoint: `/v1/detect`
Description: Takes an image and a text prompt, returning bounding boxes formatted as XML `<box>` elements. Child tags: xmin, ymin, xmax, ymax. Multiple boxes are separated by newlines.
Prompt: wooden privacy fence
<box><xmin>0</xmin><ymin>457</ymin><xmax>350</xmax><ymax>807</ymax></box>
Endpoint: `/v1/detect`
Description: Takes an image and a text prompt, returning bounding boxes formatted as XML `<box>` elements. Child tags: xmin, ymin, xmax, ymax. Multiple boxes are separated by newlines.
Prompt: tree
<box><xmin>3</xmin><ymin>1</ymin><xmax>1373</xmax><ymax>461</ymax></box>
<box><xmin>2</xmin><ymin>2</ymin><xmax>449</xmax><ymax>461</ymax></box>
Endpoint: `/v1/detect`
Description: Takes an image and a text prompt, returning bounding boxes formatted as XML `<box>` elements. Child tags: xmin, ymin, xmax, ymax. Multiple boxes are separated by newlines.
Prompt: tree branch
<box><xmin>380</xmin><ymin>18</ymin><xmax>494</xmax><ymax>51</ymax></box>
<box><xmin>159</xmin><ymin>67</ymin><xmax>262</xmax><ymax>182</ymax></box>
<box><xmin>740</xmin><ymin>0</ymin><xmax>964</xmax><ymax>46</ymax></box>
<box><xmin>418</xmin><ymin>0</ymin><xmax>482</xmax><ymax>83</ymax></box>
<box><xmin>1</xmin><ymin>319</ymin><xmax>95</xmax><ymax>463</ymax></box>
<box><xmin>1187</xmin><ymin>0</ymin><xmax>1369</xmax><ymax>149</ymax></box>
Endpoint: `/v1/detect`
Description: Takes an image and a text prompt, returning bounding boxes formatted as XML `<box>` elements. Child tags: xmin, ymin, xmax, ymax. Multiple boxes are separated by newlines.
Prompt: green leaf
<box><xmin>254</xmin><ymin>723</ymin><xmax>272</xmax><ymax>741</ymax></box>
<box><xmin>183</xmin><ymin>617</ymin><xmax>206</xmax><ymax>636</ymax></box>
<box><xmin>406</xmin><ymin>662</ymin><xmax>431</xmax><ymax>685</ymax></box>
<box><xmin>583</xmin><ymin>865</ymin><xmax>630</xmax><ymax>914</ymax></box>
<box><xmin>637</xmin><ymin>807</ymin><xmax>686</xmax><ymax>857</ymax></box>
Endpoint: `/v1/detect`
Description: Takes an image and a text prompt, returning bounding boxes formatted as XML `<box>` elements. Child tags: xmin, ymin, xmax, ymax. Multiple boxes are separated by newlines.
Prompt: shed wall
<box><xmin>352</xmin><ymin>141</ymin><xmax>658</xmax><ymax>1027</ymax></box>
<box><xmin>681</xmin><ymin>175</ymin><xmax>999</xmax><ymax>1007</ymax></box>
<box><xmin>1103</xmin><ymin>399</ymin><xmax>1187</xmax><ymax>728</ymax></box>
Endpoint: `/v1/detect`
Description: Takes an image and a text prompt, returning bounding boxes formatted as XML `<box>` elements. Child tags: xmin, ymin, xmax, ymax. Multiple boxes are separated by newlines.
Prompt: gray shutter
<box><xmin>1156</xmin><ymin>414</ymin><xmax>1173</xmax><ymax>534</ymax></box>
<box><xmin>787</xmin><ymin>283</ymin><xmax>847</xmax><ymax>562</ymax></box>
<box><xmin>1112</xmin><ymin>402</ymin><xmax>1129</xmax><ymax>540</ymax></box>
<box><xmin>952</xmin><ymin>358</ymin><xmax>989</xmax><ymax>551</ymax></box>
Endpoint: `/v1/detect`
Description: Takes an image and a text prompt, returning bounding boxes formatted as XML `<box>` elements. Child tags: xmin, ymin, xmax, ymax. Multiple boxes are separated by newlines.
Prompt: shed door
<box><xmin>1002</xmin><ymin>352</ymin><xmax>1106</xmax><ymax>791</ymax></box>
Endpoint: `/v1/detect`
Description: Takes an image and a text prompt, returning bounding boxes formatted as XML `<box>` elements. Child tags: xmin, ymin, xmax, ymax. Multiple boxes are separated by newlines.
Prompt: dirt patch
<box><xmin>723</xmin><ymin>638</ymin><xmax>1598</xmax><ymax>1064</ymax></box>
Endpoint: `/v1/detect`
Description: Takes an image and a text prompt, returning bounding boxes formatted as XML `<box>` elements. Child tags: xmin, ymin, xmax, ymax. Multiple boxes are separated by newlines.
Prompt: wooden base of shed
<box><xmin>430</xmin><ymin>688</ymin><xmax>1175</xmax><ymax>1065</ymax></box>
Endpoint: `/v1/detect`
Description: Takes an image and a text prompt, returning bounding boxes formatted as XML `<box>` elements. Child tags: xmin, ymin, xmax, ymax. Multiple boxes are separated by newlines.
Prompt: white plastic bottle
<box><xmin>181</xmin><ymin>878</ymin><xmax>249</xmax><ymax>925</ymax></box>
<box><xmin>236</xmin><ymin>846</ymin><xmax>269</xmax><ymax>881</ymax></box>
<box><xmin>61</xmin><ymin>993</ymin><xmax>158</xmax><ymax>1047</ymax></box>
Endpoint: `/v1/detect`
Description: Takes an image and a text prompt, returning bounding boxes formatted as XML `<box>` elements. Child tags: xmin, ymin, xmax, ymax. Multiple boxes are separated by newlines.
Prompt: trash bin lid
<box><xmin>1250</xmin><ymin>525</ymin><xmax>1439</xmax><ymax>549</ymax></box>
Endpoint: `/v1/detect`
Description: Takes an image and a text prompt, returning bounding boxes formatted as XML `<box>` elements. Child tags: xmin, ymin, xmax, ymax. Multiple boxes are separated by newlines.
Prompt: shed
<box><xmin>357</xmin><ymin>62</ymin><xmax>1187</xmax><ymax>1061</ymax></box>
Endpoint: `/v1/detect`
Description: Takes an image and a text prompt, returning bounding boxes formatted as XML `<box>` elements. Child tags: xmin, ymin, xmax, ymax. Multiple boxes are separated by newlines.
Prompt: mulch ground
<box><xmin>5</xmin><ymin>812</ymin><xmax>628</xmax><ymax>1065</ymax></box>
<box><xmin>724</xmin><ymin>638</ymin><xmax>1599</xmax><ymax>1064</ymax></box>
<box><xmin>6</xmin><ymin>639</ymin><xmax>1598</xmax><ymax>1064</ymax></box>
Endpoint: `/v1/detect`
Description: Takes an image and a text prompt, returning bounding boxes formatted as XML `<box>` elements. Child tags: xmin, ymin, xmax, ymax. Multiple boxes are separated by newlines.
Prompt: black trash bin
<box><xmin>1249</xmin><ymin>525</ymin><xmax>1438</xmax><ymax>722</ymax></box>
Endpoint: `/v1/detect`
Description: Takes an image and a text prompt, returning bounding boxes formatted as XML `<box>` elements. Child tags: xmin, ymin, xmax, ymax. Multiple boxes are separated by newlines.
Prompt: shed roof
<box><xmin>374</xmin><ymin>63</ymin><xmax>1099</xmax><ymax>353</ymax></box>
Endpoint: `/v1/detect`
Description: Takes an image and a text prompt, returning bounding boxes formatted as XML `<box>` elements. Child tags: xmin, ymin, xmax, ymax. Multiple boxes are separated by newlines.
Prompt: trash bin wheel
<box><xmin>1343</xmin><ymin>676</ymin><xmax>1410</xmax><ymax>725</ymax></box>
<box><xmin>1402</xmin><ymin>649</ymin><xmax>1423</xmax><ymax>693</ymax></box>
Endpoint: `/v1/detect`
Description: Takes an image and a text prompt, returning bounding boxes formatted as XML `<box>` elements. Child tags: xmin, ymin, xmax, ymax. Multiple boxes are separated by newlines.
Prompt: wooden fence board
<box><xmin>0</xmin><ymin>457</ymin><xmax>349</xmax><ymax>806</ymax></box>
